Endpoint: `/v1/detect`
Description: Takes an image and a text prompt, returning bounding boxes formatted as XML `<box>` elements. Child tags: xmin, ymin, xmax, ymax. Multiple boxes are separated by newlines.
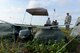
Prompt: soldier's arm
<box><xmin>70</xmin><ymin>15</ymin><xmax>72</xmax><ymax>22</ymax></box>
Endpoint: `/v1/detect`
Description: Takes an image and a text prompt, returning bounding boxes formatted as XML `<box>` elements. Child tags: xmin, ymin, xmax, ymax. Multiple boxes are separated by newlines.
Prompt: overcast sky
<box><xmin>0</xmin><ymin>0</ymin><xmax>80</xmax><ymax>27</ymax></box>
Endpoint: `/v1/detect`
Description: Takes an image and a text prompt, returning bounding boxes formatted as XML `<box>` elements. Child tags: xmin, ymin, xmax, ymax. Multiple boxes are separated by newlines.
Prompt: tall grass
<box><xmin>0</xmin><ymin>28</ymin><xmax>79</xmax><ymax>53</ymax></box>
<box><xmin>0</xmin><ymin>38</ymin><xmax>67</xmax><ymax>53</ymax></box>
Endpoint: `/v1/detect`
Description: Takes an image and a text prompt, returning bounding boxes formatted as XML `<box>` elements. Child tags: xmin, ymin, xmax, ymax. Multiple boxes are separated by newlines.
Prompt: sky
<box><xmin>0</xmin><ymin>0</ymin><xmax>80</xmax><ymax>27</ymax></box>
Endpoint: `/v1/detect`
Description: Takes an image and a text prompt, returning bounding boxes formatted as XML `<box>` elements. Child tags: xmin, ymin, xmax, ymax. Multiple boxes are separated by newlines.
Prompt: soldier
<box><xmin>52</xmin><ymin>20</ymin><xmax>55</xmax><ymax>25</ymax></box>
<box><xmin>54</xmin><ymin>20</ymin><xmax>58</xmax><ymax>25</ymax></box>
<box><xmin>65</xmin><ymin>13</ymin><xmax>72</xmax><ymax>30</ymax></box>
<box><xmin>52</xmin><ymin>20</ymin><xmax>58</xmax><ymax>28</ymax></box>
<box><xmin>44</xmin><ymin>17</ymin><xmax>51</xmax><ymax>26</ymax></box>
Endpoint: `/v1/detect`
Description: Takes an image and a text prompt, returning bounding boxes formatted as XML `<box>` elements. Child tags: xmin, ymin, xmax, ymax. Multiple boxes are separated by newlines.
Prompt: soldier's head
<box><xmin>67</xmin><ymin>13</ymin><xmax>69</xmax><ymax>16</ymax></box>
<box><xmin>48</xmin><ymin>17</ymin><xmax>50</xmax><ymax>20</ymax></box>
<box><xmin>55</xmin><ymin>20</ymin><xmax>57</xmax><ymax>22</ymax></box>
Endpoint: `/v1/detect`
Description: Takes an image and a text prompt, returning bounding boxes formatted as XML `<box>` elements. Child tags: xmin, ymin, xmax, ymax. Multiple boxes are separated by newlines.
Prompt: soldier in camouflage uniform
<box><xmin>65</xmin><ymin>13</ymin><xmax>72</xmax><ymax>30</ymax></box>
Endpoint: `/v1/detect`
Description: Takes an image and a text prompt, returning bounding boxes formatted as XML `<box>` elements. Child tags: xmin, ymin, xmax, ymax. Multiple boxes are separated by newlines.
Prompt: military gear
<box><xmin>44</xmin><ymin>18</ymin><xmax>51</xmax><ymax>26</ymax></box>
<box><xmin>65</xmin><ymin>13</ymin><xmax>72</xmax><ymax>30</ymax></box>
<box><xmin>46</xmin><ymin>18</ymin><xmax>51</xmax><ymax>25</ymax></box>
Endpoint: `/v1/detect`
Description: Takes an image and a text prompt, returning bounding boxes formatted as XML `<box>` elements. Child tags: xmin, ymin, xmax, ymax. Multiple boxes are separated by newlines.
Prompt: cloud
<box><xmin>39</xmin><ymin>0</ymin><xmax>80</xmax><ymax>8</ymax></box>
<box><xmin>40</xmin><ymin>0</ymin><xmax>68</xmax><ymax>6</ymax></box>
<box><xmin>0</xmin><ymin>7</ymin><xmax>25</xmax><ymax>24</ymax></box>
<box><xmin>0</xmin><ymin>0</ymin><xmax>9</xmax><ymax>3</ymax></box>
<box><xmin>27</xmin><ymin>0</ymin><xmax>77</xmax><ymax>9</ymax></box>
<box><xmin>0</xmin><ymin>7</ymin><xmax>25</xmax><ymax>13</ymax></box>
<box><xmin>0</xmin><ymin>0</ymin><xmax>7</xmax><ymax>2</ymax></box>
<box><xmin>0</xmin><ymin>7</ymin><xmax>26</xmax><ymax>20</ymax></box>
<box><xmin>28</xmin><ymin>0</ymin><xmax>41</xmax><ymax>8</ymax></box>
<box><xmin>27</xmin><ymin>0</ymin><xmax>57</xmax><ymax>8</ymax></box>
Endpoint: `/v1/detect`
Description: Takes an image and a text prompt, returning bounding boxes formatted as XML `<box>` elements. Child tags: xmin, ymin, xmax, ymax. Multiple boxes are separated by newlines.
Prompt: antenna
<box><xmin>53</xmin><ymin>9</ymin><xmax>56</xmax><ymax>18</ymax></box>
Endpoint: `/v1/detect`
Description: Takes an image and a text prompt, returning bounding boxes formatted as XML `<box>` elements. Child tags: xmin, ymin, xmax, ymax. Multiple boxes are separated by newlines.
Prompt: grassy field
<box><xmin>0</xmin><ymin>28</ymin><xmax>80</xmax><ymax>53</ymax></box>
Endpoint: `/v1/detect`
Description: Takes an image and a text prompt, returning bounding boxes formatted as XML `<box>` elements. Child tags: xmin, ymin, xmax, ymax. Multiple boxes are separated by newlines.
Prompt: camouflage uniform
<box><xmin>45</xmin><ymin>18</ymin><xmax>51</xmax><ymax>26</ymax></box>
<box><xmin>65</xmin><ymin>13</ymin><xmax>72</xmax><ymax>30</ymax></box>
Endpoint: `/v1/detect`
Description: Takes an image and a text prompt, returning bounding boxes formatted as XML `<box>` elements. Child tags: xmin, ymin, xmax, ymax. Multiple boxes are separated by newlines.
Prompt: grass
<box><xmin>0</xmin><ymin>28</ymin><xmax>79</xmax><ymax>53</ymax></box>
<box><xmin>61</xmin><ymin>28</ymin><xmax>80</xmax><ymax>53</ymax></box>
<box><xmin>0</xmin><ymin>38</ymin><xmax>67</xmax><ymax>53</ymax></box>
